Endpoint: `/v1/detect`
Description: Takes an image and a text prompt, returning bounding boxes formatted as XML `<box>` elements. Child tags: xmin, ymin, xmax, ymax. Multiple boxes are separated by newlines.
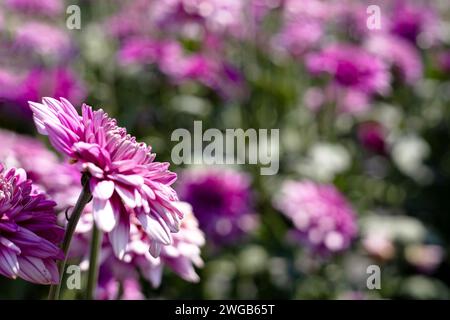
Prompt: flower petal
<box><xmin>93</xmin><ymin>198</ymin><xmax>117</xmax><ymax>232</ymax></box>
<box><xmin>91</xmin><ymin>179</ymin><xmax>115</xmax><ymax>200</ymax></box>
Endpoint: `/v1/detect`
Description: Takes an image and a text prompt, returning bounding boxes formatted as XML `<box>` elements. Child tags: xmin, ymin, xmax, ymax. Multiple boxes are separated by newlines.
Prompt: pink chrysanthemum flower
<box><xmin>274</xmin><ymin>180</ymin><xmax>358</xmax><ymax>255</ymax></box>
<box><xmin>0</xmin><ymin>163</ymin><xmax>64</xmax><ymax>284</ymax></box>
<box><xmin>70</xmin><ymin>202</ymin><xmax>204</xmax><ymax>297</ymax></box>
<box><xmin>28</xmin><ymin>97</ymin><xmax>183</xmax><ymax>259</ymax></box>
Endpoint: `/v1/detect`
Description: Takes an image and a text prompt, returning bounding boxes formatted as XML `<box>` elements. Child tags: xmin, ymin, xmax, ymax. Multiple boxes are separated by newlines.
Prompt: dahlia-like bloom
<box><xmin>366</xmin><ymin>34</ymin><xmax>423</xmax><ymax>85</ymax></box>
<box><xmin>0</xmin><ymin>163</ymin><xmax>64</xmax><ymax>284</ymax></box>
<box><xmin>29</xmin><ymin>97</ymin><xmax>183</xmax><ymax>259</ymax></box>
<box><xmin>357</xmin><ymin>122</ymin><xmax>387</xmax><ymax>155</ymax></box>
<box><xmin>0</xmin><ymin>128</ymin><xmax>81</xmax><ymax>210</ymax></box>
<box><xmin>177</xmin><ymin>168</ymin><xmax>256</xmax><ymax>244</ymax></box>
<box><xmin>70</xmin><ymin>202</ymin><xmax>204</xmax><ymax>297</ymax></box>
<box><xmin>306</xmin><ymin>44</ymin><xmax>391</xmax><ymax>96</ymax></box>
<box><xmin>5</xmin><ymin>0</ymin><xmax>63</xmax><ymax>16</ymax></box>
<box><xmin>274</xmin><ymin>180</ymin><xmax>358</xmax><ymax>254</ymax></box>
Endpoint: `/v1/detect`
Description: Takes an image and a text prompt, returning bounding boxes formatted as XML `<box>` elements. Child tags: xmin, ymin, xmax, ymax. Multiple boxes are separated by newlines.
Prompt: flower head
<box><xmin>177</xmin><ymin>168</ymin><xmax>256</xmax><ymax>244</ymax></box>
<box><xmin>28</xmin><ymin>97</ymin><xmax>183</xmax><ymax>259</ymax></box>
<box><xmin>0</xmin><ymin>163</ymin><xmax>64</xmax><ymax>284</ymax></box>
<box><xmin>306</xmin><ymin>44</ymin><xmax>390</xmax><ymax>96</ymax></box>
<box><xmin>274</xmin><ymin>180</ymin><xmax>358</xmax><ymax>254</ymax></box>
<box><xmin>390</xmin><ymin>0</ymin><xmax>439</xmax><ymax>45</ymax></box>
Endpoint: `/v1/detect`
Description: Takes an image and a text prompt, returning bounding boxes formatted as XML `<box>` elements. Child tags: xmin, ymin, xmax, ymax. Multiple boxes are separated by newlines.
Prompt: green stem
<box><xmin>85</xmin><ymin>223</ymin><xmax>102</xmax><ymax>300</ymax></box>
<box><xmin>48</xmin><ymin>174</ymin><xmax>92</xmax><ymax>300</ymax></box>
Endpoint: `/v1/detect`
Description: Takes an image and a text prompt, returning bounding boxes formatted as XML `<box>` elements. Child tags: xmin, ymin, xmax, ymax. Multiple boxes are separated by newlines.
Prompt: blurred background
<box><xmin>1</xmin><ymin>0</ymin><xmax>450</xmax><ymax>299</ymax></box>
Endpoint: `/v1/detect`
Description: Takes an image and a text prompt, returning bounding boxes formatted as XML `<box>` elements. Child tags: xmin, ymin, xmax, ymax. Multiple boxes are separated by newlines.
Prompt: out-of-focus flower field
<box><xmin>1</xmin><ymin>0</ymin><xmax>450</xmax><ymax>299</ymax></box>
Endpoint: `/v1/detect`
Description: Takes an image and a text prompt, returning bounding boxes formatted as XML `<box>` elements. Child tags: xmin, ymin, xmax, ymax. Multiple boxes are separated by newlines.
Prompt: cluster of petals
<box><xmin>29</xmin><ymin>97</ymin><xmax>183</xmax><ymax>259</ymax></box>
<box><xmin>0</xmin><ymin>163</ymin><xmax>64</xmax><ymax>284</ymax></box>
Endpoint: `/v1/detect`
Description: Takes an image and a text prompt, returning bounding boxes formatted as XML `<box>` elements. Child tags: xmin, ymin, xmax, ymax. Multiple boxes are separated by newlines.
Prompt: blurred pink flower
<box><xmin>273</xmin><ymin>20</ymin><xmax>323</xmax><ymax>57</ymax></box>
<box><xmin>273</xmin><ymin>0</ymin><xmax>328</xmax><ymax>56</ymax></box>
<box><xmin>28</xmin><ymin>97</ymin><xmax>183</xmax><ymax>259</ymax></box>
<box><xmin>389</xmin><ymin>0</ymin><xmax>440</xmax><ymax>46</ymax></box>
<box><xmin>13</xmin><ymin>22</ymin><xmax>72</xmax><ymax>60</ymax></box>
<box><xmin>5</xmin><ymin>0</ymin><xmax>63</xmax><ymax>16</ymax></box>
<box><xmin>0</xmin><ymin>163</ymin><xmax>64</xmax><ymax>284</ymax></box>
<box><xmin>366</xmin><ymin>34</ymin><xmax>423</xmax><ymax>85</ymax></box>
<box><xmin>20</xmin><ymin>68</ymin><xmax>86</xmax><ymax>108</ymax></box>
<box><xmin>0</xmin><ymin>69</ymin><xmax>22</xmax><ymax>103</ymax></box>
<box><xmin>274</xmin><ymin>180</ymin><xmax>358</xmax><ymax>254</ymax></box>
<box><xmin>306</xmin><ymin>44</ymin><xmax>391</xmax><ymax>96</ymax></box>
<box><xmin>177</xmin><ymin>168</ymin><xmax>257</xmax><ymax>245</ymax></box>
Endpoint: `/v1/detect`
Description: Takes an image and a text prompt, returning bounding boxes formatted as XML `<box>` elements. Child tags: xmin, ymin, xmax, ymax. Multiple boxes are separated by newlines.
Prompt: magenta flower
<box><xmin>177</xmin><ymin>168</ymin><xmax>257</xmax><ymax>244</ymax></box>
<box><xmin>28</xmin><ymin>97</ymin><xmax>183</xmax><ymax>259</ymax></box>
<box><xmin>19</xmin><ymin>68</ymin><xmax>86</xmax><ymax>109</ymax></box>
<box><xmin>0</xmin><ymin>163</ymin><xmax>64</xmax><ymax>284</ymax></box>
<box><xmin>274</xmin><ymin>180</ymin><xmax>358</xmax><ymax>254</ymax></box>
<box><xmin>306</xmin><ymin>44</ymin><xmax>390</xmax><ymax>96</ymax></box>
<box><xmin>389</xmin><ymin>0</ymin><xmax>439</xmax><ymax>45</ymax></box>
